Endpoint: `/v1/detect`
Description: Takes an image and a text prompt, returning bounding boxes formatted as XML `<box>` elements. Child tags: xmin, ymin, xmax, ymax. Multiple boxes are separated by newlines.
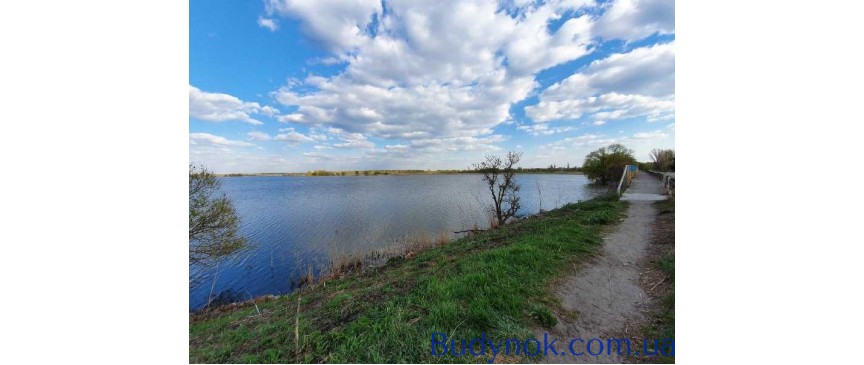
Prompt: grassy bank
<box><xmin>190</xmin><ymin>195</ymin><xmax>627</xmax><ymax>363</ymax></box>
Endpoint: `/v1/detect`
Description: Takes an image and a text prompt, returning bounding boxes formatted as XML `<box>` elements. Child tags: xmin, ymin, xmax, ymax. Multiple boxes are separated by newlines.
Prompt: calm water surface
<box><xmin>189</xmin><ymin>174</ymin><xmax>605</xmax><ymax>310</ymax></box>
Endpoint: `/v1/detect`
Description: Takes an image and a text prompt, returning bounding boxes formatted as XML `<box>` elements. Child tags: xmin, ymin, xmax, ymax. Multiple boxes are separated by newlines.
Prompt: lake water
<box><xmin>189</xmin><ymin>174</ymin><xmax>605</xmax><ymax>310</ymax></box>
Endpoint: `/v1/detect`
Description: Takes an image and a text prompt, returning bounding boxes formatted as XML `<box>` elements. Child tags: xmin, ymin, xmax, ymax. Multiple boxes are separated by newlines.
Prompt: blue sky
<box><xmin>190</xmin><ymin>0</ymin><xmax>675</xmax><ymax>173</ymax></box>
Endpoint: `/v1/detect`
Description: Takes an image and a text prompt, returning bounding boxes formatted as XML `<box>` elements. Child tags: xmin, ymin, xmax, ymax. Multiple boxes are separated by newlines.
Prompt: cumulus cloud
<box><xmin>260</xmin><ymin>106</ymin><xmax>280</xmax><ymax>116</ymax></box>
<box><xmin>257</xmin><ymin>16</ymin><xmax>279</xmax><ymax>32</ymax></box>
<box><xmin>277</xmin><ymin>113</ymin><xmax>304</xmax><ymax>123</ymax></box>
<box><xmin>301</xmin><ymin>152</ymin><xmax>335</xmax><ymax>160</ymax></box>
<box><xmin>529</xmin><ymin>92</ymin><xmax>674</xmax><ymax>122</ymax></box>
<box><xmin>541</xmin><ymin>129</ymin><xmax>671</xmax><ymax>150</ymax></box>
<box><xmin>189</xmin><ymin>85</ymin><xmax>272</xmax><ymax>125</ymax></box>
<box><xmin>540</xmin><ymin>42</ymin><xmax>675</xmax><ymax>98</ymax></box>
<box><xmin>526</xmin><ymin>42</ymin><xmax>675</xmax><ymax>123</ymax></box>
<box><xmin>517</xmin><ymin>124</ymin><xmax>577</xmax><ymax>136</ymax></box>
<box><xmin>503</xmin><ymin>4</ymin><xmax>595</xmax><ymax>76</ymax></box>
<box><xmin>633</xmin><ymin>130</ymin><xmax>669</xmax><ymax>139</ymax></box>
<box><xmin>273</xmin><ymin>128</ymin><xmax>323</xmax><ymax>145</ymax></box>
<box><xmin>244</xmin><ymin>0</ymin><xmax>675</xmax><ymax>167</ymax></box>
<box><xmin>190</xmin><ymin>148</ymin><xmax>293</xmax><ymax>174</ymax></box>
<box><xmin>265</xmin><ymin>0</ymin><xmax>610</xmax><ymax>151</ymax></box>
<box><xmin>247</xmin><ymin>131</ymin><xmax>272</xmax><ymax>141</ymax></box>
<box><xmin>593</xmin><ymin>0</ymin><xmax>675</xmax><ymax>41</ymax></box>
<box><xmin>190</xmin><ymin>133</ymin><xmax>255</xmax><ymax>147</ymax></box>
<box><xmin>327</xmin><ymin>128</ymin><xmax>375</xmax><ymax>149</ymax></box>
<box><xmin>534</xmin><ymin>129</ymin><xmax>672</xmax><ymax>167</ymax></box>
<box><xmin>540</xmin><ymin>133</ymin><xmax>621</xmax><ymax>150</ymax></box>
<box><xmin>264</xmin><ymin>0</ymin><xmax>382</xmax><ymax>51</ymax></box>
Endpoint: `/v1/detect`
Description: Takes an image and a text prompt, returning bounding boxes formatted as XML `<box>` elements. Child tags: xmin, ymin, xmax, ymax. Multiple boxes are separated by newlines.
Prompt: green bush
<box><xmin>581</xmin><ymin>144</ymin><xmax>636</xmax><ymax>185</ymax></box>
<box><xmin>529</xmin><ymin>304</ymin><xmax>557</xmax><ymax>328</ymax></box>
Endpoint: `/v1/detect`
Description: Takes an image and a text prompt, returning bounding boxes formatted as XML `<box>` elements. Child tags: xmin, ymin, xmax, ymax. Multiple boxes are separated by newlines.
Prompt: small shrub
<box><xmin>529</xmin><ymin>305</ymin><xmax>557</xmax><ymax>328</ymax></box>
<box><xmin>656</xmin><ymin>254</ymin><xmax>674</xmax><ymax>279</ymax></box>
<box><xmin>649</xmin><ymin>149</ymin><xmax>675</xmax><ymax>171</ymax></box>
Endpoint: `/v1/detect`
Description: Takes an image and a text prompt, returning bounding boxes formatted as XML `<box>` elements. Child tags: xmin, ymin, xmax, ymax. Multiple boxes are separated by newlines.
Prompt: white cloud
<box><xmin>592</xmin><ymin>120</ymin><xmax>606</xmax><ymax>125</ymax></box>
<box><xmin>307</xmin><ymin>56</ymin><xmax>346</xmax><ymax>66</ymax></box>
<box><xmin>633</xmin><ymin>130</ymin><xmax>668</xmax><ymax>139</ymax></box>
<box><xmin>541</xmin><ymin>42</ymin><xmax>675</xmax><ymax>98</ymax></box>
<box><xmin>329</xmin><ymin>128</ymin><xmax>375</xmax><ymax>149</ymax></box>
<box><xmin>275</xmin><ymin>76</ymin><xmax>536</xmax><ymax>140</ymax></box>
<box><xmin>260</xmin><ymin>105</ymin><xmax>280</xmax><ymax>116</ymax></box>
<box><xmin>542</xmin><ymin>133</ymin><xmax>620</xmax><ymax>149</ymax></box>
<box><xmin>526</xmin><ymin>42</ymin><xmax>675</xmax><ymax>123</ymax></box>
<box><xmin>593</xmin><ymin>0</ymin><xmax>675</xmax><ymax>41</ymax></box>
<box><xmin>190</xmin><ymin>147</ymin><xmax>293</xmax><ymax>174</ymax></box>
<box><xmin>504</xmin><ymin>6</ymin><xmax>595</xmax><ymax>76</ymax></box>
<box><xmin>189</xmin><ymin>85</ymin><xmax>268</xmax><ymax>125</ymax></box>
<box><xmin>265</xmin><ymin>0</ymin><xmax>608</xmax><ymax>149</ymax></box>
<box><xmin>190</xmin><ymin>133</ymin><xmax>255</xmax><ymax>147</ymax></box>
<box><xmin>534</xmin><ymin>129</ymin><xmax>673</xmax><ymax>165</ymax></box>
<box><xmin>257</xmin><ymin>16</ymin><xmax>279</xmax><ymax>32</ymax></box>
<box><xmin>232</xmin><ymin>0</ymin><xmax>677</xmax><ymax>171</ymax></box>
<box><xmin>277</xmin><ymin>113</ymin><xmax>304</xmax><ymax>123</ymax></box>
<box><xmin>407</xmin><ymin>135</ymin><xmax>507</xmax><ymax>153</ymax></box>
<box><xmin>385</xmin><ymin>144</ymin><xmax>409</xmax><ymax>152</ymax></box>
<box><xmin>301</xmin><ymin>152</ymin><xmax>334</xmax><ymax>160</ymax></box>
<box><xmin>517</xmin><ymin>124</ymin><xmax>576</xmax><ymax>136</ymax></box>
<box><xmin>264</xmin><ymin>0</ymin><xmax>382</xmax><ymax>51</ymax></box>
<box><xmin>274</xmin><ymin>128</ymin><xmax>317</xmax><ymax>145</ymax></box>
<box><xmin>529</xmin><ymin>92</ymin><xmax>674</xmax><ymax>122</ymax></box>
<box><xmin>247</xmin><ymin>131</ymin><xmax>272</xmax><ymax>141</ymax></box>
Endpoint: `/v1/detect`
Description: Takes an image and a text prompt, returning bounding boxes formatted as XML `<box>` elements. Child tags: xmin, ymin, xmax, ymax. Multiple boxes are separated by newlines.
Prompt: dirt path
<box><xmin>537</xmin><ymin>174</ymin><xmax>665</xmax><ymax>363</ymax></box>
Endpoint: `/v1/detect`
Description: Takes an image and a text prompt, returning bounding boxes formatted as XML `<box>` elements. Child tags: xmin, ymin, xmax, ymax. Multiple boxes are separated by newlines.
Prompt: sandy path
<box><xmin>536</xmin><ymin>174</ymin><xmax>664</xmax><ymax>363</ymax></box>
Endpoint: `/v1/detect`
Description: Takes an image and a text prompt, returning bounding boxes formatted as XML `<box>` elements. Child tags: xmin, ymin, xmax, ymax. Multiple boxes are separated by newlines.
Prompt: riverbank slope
<box><xmin>190</xmin><ymin>195</ymin><xmax>627</xmax><ymax>363</ymax></box>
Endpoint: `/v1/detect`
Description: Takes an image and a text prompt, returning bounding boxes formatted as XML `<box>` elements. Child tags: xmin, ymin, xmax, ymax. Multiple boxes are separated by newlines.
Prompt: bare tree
<box><xmin>649</xmin><ymin>148</ymin><xmax>675</xmax><ymax>171</ymax></box>
<box><xmin>190</xmin><ymin>164</ymin><xmax>247</xmax><ymax>266</ymax></box>
<box><xmin>473</xmin><ymin>151</ymin><xmax>522</xmax><ymax>226</ymax></box>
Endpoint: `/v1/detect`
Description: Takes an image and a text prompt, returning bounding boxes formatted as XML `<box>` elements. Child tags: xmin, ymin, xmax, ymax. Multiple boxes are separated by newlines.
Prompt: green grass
<box><xmin>190</xmin><ymin>195</ymin><xmax>627</xmax><ymax>363</ymax></box>
<box><xmin>642</xmin><ymin>256</ymin><xmax>675</xmax><ymax>363</ymax></box>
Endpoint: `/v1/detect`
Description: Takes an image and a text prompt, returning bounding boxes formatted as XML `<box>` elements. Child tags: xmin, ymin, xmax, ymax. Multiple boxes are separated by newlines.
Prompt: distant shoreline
<box><xmin>216</xmin><ymin>170</ymin><xmax>584</xmax><ymax>177</ymax></box>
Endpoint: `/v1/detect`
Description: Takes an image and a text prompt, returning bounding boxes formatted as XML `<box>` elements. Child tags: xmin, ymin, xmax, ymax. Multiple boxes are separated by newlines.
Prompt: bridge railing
<box><xmin>647</xmin><ymin>170</ymin><xmax>675</xmax><ymax>196</ymax></box>
<box><xmin>616</xmin><ymin>164</ymin><xmax>639</xmax><ymax>195</ymax></box>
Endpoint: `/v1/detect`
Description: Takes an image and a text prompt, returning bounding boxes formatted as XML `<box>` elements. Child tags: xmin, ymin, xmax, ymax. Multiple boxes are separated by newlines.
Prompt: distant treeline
<box><xmin>309</xmin><ymin>169</ymin><xmax>456</xmax><ymax>176</ymax></box>
<box><xmin>217</xmin><ymin>172</ymin><xmax>306</xmax><ymax>177</ymax></box>
<box><xmin>309</xmin><ymin>166</ymin><xmax>581</xmax><ymax>176</ymax></box>
<box><xmin>515</xmin><ymin>166</ymin><xmax>582</xmax><ymax>174</ymax></box>
<box><xmin>218</xmin><ymin>166</ymin><xmax>582</xmax><ymax>177</ymax></box>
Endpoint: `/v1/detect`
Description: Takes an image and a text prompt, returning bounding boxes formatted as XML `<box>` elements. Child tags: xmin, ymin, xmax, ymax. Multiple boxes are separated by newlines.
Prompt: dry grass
<box><xmin>435</xmin><ymin>231</ymin><xmax>449</xmax><ymax>246</ymax></box>
<box><xmin>283</xmin><ymin>207</ymin><xmax>523</xmax><ymax>296</ymax></box>
<box><xmin>488</xmin><ymin>215</ymin><xmax>501</xmax><ymax>230</ymax></box>
<box><xmin>397</xmin><ymin>230</ymin><xmax>452</xmax><ymax>260</ymax></box>
<box><xmin>615</xmin><ymin>198</ymin><xmax>675</xmax><ymax>363</ymax></box>
<box><xmin>290</xmin><ymin>229</ymin><xmax>456</xmax><ymax>290</ymax></box>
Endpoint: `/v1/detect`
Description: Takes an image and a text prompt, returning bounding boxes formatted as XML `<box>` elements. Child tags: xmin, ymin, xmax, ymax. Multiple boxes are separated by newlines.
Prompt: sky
<box><xmin>190</xmin><ymin>0</ymin><xmax>675</xmax><ymax>173</ymax></box>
